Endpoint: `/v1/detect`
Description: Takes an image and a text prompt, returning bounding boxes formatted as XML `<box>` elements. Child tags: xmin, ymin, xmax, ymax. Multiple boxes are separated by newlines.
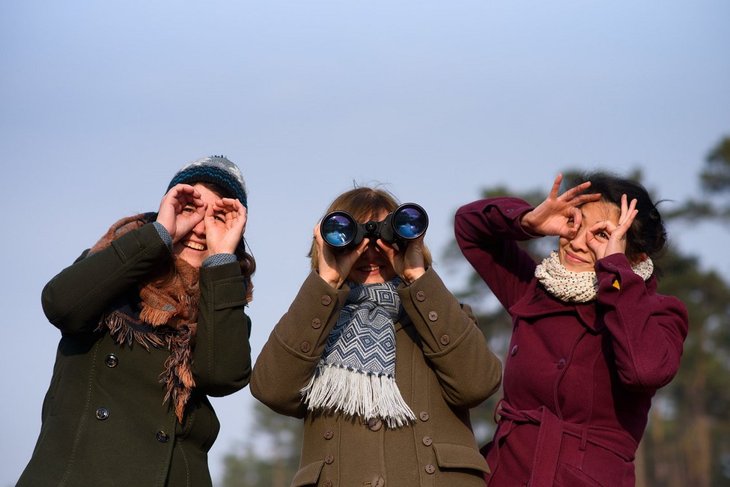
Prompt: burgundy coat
<box><xmin>454</xmin><ymin>197</ymin><xmax>688</xmax><ymax>487</ymax></box>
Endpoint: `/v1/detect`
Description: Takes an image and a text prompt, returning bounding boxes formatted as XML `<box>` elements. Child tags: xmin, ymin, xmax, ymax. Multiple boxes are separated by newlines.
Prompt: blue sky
<box><xmin>1</xmin><ymin>1</ymin><xmax>729</xmax><ymax>485</ymax></box>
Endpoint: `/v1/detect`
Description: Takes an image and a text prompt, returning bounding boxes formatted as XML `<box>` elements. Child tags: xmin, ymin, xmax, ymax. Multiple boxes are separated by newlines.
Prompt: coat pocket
<box><xmin>433</xmin><ymin>442</ymin><xmax>491</xmax><ymax>473</ymax></box>
<box><xmin>291</xmin><ymin>460</ymin><xmax>325</xmax><ymax>487</ymax></box>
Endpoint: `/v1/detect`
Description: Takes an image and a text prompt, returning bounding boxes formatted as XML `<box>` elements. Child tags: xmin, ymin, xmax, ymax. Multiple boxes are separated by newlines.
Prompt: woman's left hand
<box><xmin>587</xmin><ymin>194</ymin><xmax>638</xmax><ymax>260</ymax></box>
<box><xmin>204</xmin><ymin>197</ymin><xmax>247</xmax><ymax>255</ymax></box>
<box><xmin>378</xmin><ymin>236</ymin><xmax>426</xmax><ymax>285</ymax></box>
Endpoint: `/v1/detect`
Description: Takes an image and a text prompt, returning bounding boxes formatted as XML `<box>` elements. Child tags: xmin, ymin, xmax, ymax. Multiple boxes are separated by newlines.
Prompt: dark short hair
<box><xmin>570</xmin><ymin>172</ymin><xmax>667</xmax><ymax>261</ymax></box>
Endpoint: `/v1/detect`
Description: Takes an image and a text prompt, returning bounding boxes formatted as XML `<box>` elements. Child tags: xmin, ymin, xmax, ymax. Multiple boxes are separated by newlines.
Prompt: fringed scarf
<box><xmin>535</xmin><ymin>251</ymin><xmax>654</xmax><ymax>303</ymax></box>
<box><xmin>301</xmin><ymin>279</ymin><xmax>416</xmax><ymax>429</ymax></box>
<box><xmin>91</xmin><ymin>214</ymin><xmax>200</xmax><ymax>422</ymax></box>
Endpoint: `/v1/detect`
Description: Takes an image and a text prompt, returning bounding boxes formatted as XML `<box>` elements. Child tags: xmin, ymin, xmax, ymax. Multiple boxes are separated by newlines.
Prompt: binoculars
<box><xmin>320</xmin><ymin>203</ymin><xmax>429</xmax><ymax>249</ymax></box>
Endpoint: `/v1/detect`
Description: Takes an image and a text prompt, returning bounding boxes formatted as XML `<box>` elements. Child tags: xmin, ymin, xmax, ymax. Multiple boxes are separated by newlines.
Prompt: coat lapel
<box><xmin>509</xmin><ymin>283</ymin><xmax>603</xmax><ymax>334</ymax></box>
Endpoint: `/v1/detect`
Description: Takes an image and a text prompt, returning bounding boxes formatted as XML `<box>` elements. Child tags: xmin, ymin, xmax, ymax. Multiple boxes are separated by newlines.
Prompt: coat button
<box><xmin>323</xmin><ymin>481</ymin><xmax>333</xmax><ymax>487</ymax></box>
<box><xmin>367</xmin><ymin>418</ymin><xmax>383</xmax><ymax>431</ymax></box>
<box><xmin>300</xmin><ymin>341</ymin><xmax>312</xmax><ymax>353</ymax></box>
<box><xmin>323</xmin><ymin>430</ymin><xmax>334</xmax><ymax>440</ymax></box>
<box><xmin>156</xmin><ymin>430</ymin><xmax>170</xmax><ymax>443</ymax></box>
<box><xmin>557</xmin><ymin>358</ymin><xmax>566</xmax><ymax>369</ymax></box>
<box><xmin>422</xmin><ymin>436</ymin><xmax>433</xmax><ymax>446</ymax></box>
<box><xmin>95</xmin><ymin>407</ymin><xmax>110</xmax><ymax>420</ymax></box>
<box><xmin>321</xmin><ymin>295</ymin><xmax>332</xmax><ymax>306</ymax></box>
<box><xmin>324</xmin><ymin>454</ymin><xmax>334</xmax><ymax>464</ymax></box>
<box><xmin>311</xmin><ymin>318</ymin><xmax>322</xmax><ymax>329</ymax></box>
<box><xmin>428</xmin><ymin>311</ymin><xmax>438</xmax><ymax>322</ymax></box>
<box><xmin>510</xmin><ymin>345</ymin><xmax>519</xmax><ymax>356</ymax></box>
<box><xmin>419</xmin><ymin>411</ymin><xmax>430</xmax><ymax>422</ymax></box>
<box><xmin>424</xmin><ymin>464</ymin><xmax>436</xmax><ymax>474</ymax></box>
<box><xmin>104</xmin><ymin>353</ymin><xmax>118</xmax><ymax>368</ymax></box>
<box><xmin>374</xmin><ymin>476</ymin><xmax>385</xmax><ymax>487</ymax></box>
<box><xmin>440</xmin><ymin>335</ymin><xmax>450</xmax><ymax>345</ymax></box>
<box><xmin>416</xmin><ymin>290</ymin><xmax>426</xmax><ymax>302</ymax></box>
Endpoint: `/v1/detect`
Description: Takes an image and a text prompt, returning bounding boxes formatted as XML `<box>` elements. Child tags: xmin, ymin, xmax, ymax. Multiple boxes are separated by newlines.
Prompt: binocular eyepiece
<box><xmin>320</xmin><ymin>203</ymin><xmax>429</xmax><ymax>249</ymax></box>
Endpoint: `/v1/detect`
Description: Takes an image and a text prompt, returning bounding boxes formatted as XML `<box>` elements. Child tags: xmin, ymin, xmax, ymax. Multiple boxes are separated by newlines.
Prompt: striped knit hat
<box><xmin>167</xmin><ymin>155</ymin><xmax>247</xmax><ymax>208</ymax></box>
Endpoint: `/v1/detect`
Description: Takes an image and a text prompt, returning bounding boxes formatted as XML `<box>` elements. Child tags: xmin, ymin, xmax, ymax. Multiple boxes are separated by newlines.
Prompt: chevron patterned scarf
<box><xmin>301</xmin><ymin>279</ymin><xmax>416</xmax><ymax>428</ymax></box>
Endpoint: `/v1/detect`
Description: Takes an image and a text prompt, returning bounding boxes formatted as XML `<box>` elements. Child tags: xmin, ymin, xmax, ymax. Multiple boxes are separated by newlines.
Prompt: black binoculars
<box><xmin>320</xmin><ymin>203</ymin><xmax>429</xmax><ymax>249</ymax></box>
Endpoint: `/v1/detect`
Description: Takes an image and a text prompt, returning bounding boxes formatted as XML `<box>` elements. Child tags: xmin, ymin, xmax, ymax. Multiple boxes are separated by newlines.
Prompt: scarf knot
<box><xmin>301</xmin><ymin>279</ymin><xmax>416</xmax><ymax>428</ymax></box>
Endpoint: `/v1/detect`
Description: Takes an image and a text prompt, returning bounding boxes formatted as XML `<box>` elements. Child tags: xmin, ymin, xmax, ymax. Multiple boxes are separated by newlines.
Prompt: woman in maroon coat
<box><xmin>454</xmin><ymin>172</ymin><xmax>688</xmax><ymax>487</ymax></box>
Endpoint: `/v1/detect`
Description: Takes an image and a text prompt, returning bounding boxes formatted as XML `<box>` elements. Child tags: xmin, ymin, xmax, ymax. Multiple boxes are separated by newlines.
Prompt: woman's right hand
<box><xmin>314</xmin><ymin>222</ymin><xmax>367</xmax><ymax>289</ymax></box>
<box><xmin>156</xmin><ymin>184</ymin><xmax>206</xmax><ymax>243</ymax></box>
<box><xmin>520</xmin><ymin>173</ymin><xmax>602</xmax><ymax>238</ymax></box>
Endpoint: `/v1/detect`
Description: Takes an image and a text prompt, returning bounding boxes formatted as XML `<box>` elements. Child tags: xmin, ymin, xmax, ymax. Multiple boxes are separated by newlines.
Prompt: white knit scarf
<box><xmin>535</xmin><ymin>251</ymin><xmax>654</xmax><ymax>303</ymax></box>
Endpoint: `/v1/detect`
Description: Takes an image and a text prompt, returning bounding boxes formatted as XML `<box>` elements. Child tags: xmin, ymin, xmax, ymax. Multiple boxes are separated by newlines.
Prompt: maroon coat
<box><xmin>454</xmin><ymin>197</ymin><xmax>688</xmax><ymax>487</ymax></box>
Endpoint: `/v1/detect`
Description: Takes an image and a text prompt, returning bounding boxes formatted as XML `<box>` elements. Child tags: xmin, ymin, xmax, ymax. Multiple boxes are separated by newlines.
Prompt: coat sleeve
<box><xmin>192</xmin><ymin>261</ymin><xmax>252</xmax><ymax>396</ymax></box>
<box><xmin>41</xmin><ymin>223</ymin><xmax>171</xmax><ymax>334</ymax></box>
<box><xmin>250</xmin><ymin>272</ymin><xmax>350</xmax><ymax>418</ymax></box>
<box><xmin>596</xmin><ymin>253</ymin><xmax>689</xmax><ymax>390</ymax></box>
<box><xmin>399</xmin><ymin>268</ymin><xmax>502</xmax><ymax>408</ymax></box>
<box><xmin>454</xmin><ymin>197</ymin><xmax>540</xmax><ymax>310</ymax></box>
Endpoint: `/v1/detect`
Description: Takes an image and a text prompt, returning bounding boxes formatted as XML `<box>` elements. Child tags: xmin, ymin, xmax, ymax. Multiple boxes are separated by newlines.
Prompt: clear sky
<box><xmin>1</xmin><ymin>1</ymin><xmax>728</xmax><ymax>485</ymax></box>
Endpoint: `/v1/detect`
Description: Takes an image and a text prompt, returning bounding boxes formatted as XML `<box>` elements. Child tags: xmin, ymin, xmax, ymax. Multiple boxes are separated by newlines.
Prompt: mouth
<box><xmin>358</xmin><ymin>264</ymin><xmax>381</xmax><ymax>272</ymax></box>
<box><xmin>183</xmin><ymin>241</ymin><xmax>206</xmax><ymax>251</ymax></box>
<box><xmin>562</xmin><ymin>250</ymin><xmax>592</xmax><ymax>269</ymax></box>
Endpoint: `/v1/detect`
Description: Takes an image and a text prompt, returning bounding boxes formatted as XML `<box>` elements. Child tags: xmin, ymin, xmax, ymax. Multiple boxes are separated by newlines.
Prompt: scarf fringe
<box><xmin>302</xmin><ymin>364</ymin><xmax>416</xmax><ymax>429</ymax></box>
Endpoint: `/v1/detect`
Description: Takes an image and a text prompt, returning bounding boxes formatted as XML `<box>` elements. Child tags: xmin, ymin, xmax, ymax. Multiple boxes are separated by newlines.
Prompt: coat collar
<box><xmin>509</xmin><ymin>282</ymin><xmax>602</xmax><ymax>333</ymax></box>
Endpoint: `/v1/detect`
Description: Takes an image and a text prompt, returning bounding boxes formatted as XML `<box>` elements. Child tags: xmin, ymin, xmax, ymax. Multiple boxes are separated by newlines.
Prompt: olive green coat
<box><xmin>251</xmin><ymin>269</ymin><xmax>502</xmax><ymax>487</ymax></box>
<box><xmin>18</xmin><ymin>223</ymin><xmax>251</xmax><ymax>487</ymax></box>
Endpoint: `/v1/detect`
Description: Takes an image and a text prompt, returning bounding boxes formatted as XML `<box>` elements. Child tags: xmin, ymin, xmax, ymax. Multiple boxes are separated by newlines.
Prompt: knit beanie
<box><xmin>167</xmin><ymin>155</ymin><xmax>248</xmax><ymax>208</ymax></box>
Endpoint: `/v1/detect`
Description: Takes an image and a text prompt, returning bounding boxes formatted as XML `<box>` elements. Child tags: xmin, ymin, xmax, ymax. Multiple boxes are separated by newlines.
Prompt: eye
<box><xmin>566</xmin><ymin>217</ymin><xmax>575</xmax><ymax>227</ymax></box>
<box><xmin>213</xmin><ymin>212</ymin><xmax>226</xmax><ymax>223</ymax></box>
<box><xmin>596</xmin><ymin>231</ymin><xmax>609</xmax><ymax>240</ymax></box>
<box><xmin>182</xmin><ymin>204</ymin><xmax>196</xmax><ymax>213</ymax></box>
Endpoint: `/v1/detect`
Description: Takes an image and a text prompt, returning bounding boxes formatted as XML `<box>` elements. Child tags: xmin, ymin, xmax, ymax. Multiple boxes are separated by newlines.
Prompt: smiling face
<box><xmin>558</xmin><ymin>201</ymin><xmax>620</xmax><ymax>273</ymax></box>
<box><xmin>346</xmin><ymin>209</ymin><xmax>397</xmax><ymax>284</ymax></box>
<box><xmin>172</xmin><ymin>183</ymin><xmax>222</xmax><ymax>268</ymax></box>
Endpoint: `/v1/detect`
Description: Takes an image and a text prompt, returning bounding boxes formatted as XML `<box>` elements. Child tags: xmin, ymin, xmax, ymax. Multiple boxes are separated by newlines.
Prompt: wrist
<box><xmin>318</xmin><ymin>269</ymin><xmax>343</xmax><ymax>289</ymax></box>
<box><xmin>402</xmin><ymin>267</ymin><xmax>426</xmax><ymax>285</ymax></box>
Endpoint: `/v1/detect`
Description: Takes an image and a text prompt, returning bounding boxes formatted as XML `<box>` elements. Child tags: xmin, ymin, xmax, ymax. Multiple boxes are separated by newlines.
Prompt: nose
<box><xmin>191</xmin><ymin>218</ymin><xmax>206</xmax><ymax>237</ymax></box>
<box><xmin>569</xmin><ymin>227</ymin><xmax>588</xmax><ymax>250</ymax></box>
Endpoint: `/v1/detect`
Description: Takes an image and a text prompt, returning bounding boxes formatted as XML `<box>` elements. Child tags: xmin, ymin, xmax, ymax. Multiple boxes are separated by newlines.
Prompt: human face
<box><xmin>172</xmin><ymin>183</ymin><xmax>223</xmax><ymax>268</ymax></box>
<box><xmin>346</xmin><ymin>209</ymin><xmax>397</xmax><ymax>284</ymax></box>
<box><xmin>558</xmin><ymin>201</ymin><xmax>620</xmax><ymax>272</ymax></box>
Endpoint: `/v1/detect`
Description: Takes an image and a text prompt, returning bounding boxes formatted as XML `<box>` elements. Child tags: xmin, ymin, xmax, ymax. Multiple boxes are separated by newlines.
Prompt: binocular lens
<box><xmin>320</xmin><ymin>203</ymin><xmax>428</xmax><ymax>249</ymax></box>
<box><xmin>393</xmin><ymin>205</ymin><xmax>428</xmax><ymax>239</ymax></box>
<box><xmin>321</xmin><ymin>212</ymin><xmax>356</xmax><ymax>247</ymax></box>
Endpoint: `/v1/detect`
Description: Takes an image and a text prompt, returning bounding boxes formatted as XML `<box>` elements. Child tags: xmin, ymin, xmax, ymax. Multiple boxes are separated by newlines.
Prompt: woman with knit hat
<box><xmin>18</xmin><ymin>156</ymin><xmax>255</xmax><ymax>487</ymax></box>
<box><xmin>454</xmin><ymin>172</ymin><xmax>688</xmax><ymax>486</ymax></box>
<box><xmin>251</xmin><ymin>186</ymin><xmax>502</xmax><ymax>486</ymax></box>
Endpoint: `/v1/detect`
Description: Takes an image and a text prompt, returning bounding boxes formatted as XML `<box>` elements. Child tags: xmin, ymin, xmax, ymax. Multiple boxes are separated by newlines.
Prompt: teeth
<box><xmin>184</xmin><ymin>241</ymin><xmax>206</xmax><ymax>251</ymax></box>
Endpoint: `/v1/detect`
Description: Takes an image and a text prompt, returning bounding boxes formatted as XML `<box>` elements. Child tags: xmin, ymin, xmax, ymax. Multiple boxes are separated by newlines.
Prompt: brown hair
<box><xmin>309</xmin><ymin>186</ymin><xmax>432</xmax><ymax>271</ymax></box>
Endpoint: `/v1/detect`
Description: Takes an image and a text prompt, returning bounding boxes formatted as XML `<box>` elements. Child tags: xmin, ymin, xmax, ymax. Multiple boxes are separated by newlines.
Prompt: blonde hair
<box><xmin>309</xmin><ymin>186</ymin><xmax>432</xmax><ymax>271</ymax></box>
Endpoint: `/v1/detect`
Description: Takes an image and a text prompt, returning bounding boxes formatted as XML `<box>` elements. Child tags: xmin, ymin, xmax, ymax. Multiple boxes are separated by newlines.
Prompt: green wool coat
<box><xmin>18</xmin><ymin>223</ymin><xmax>252</xmax><ymax>487</ymax></box>
<box><xmin>251</xmin><ymin>268</ymin><xmax>502</xmax><ymax>487</ymax></box>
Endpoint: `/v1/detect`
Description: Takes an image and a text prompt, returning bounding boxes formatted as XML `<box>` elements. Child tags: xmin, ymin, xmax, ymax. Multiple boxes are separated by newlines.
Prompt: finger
<box><xmin>618</xmin><ymin>197</ymin><xmax>637</xmax><ymax>227</ymax></box>
<box><xmin>566</xmin><ymin>207</ymin><xmax>582</xmax><ymax>237</ymax></box>
<box><xmin>560</xmin><ymin>181</ymin><xmax>592</xmax><ymax>201</ymax></box>
<box><xmin>548</xmin><ymin>174</ymin><xmax>563</xmax><ymax>199</ymax></box>
<box><xmin>572</xmin><ymin>192</ymin><xmax>602</xmax><ymax>206</ymax></box>
<box><xmin>170</xmin><ymin>184</ymin><xmax>202</xmax><ymax>202</ymax></box>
